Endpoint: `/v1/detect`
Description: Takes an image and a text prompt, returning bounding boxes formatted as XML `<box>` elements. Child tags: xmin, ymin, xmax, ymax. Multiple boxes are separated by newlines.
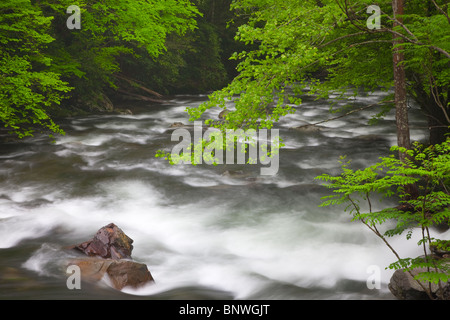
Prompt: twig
<box><xmin>429</xmin><ymin>73</ymin><xmax>450</xmax><ymax>124</ymax></box>
<box><xmin>430</xmin><ymin>0</ymin><xmax>450</xmax><ymax>24</ymax></box>
<box><xmin>295</xmin><ymin>100</ymin><xmax>394</xmax><ymax>128</ymax></box>
<box><xmin>318</xmin><ymin>31</ymin><xmax>367</xmax><ymax>48</ymax></box>
<box><xmin>380</xmin><ymin>8</ymin><xmax>418</xmax><ymax>41</ymax></box>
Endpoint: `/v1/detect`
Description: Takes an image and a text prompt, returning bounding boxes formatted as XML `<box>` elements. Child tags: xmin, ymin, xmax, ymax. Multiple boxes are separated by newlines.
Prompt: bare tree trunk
<box><xmin>392</xmin><ymin>0</ymin><xmax>411</xmax><ymax>160</ymax></box>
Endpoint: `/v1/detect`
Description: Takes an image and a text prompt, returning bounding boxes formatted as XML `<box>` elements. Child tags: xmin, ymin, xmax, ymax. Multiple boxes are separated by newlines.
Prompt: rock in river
<box><xmin>388</xmin><ymin>265</ymin><xmax>450</xmax><ymax>300</ymax></box>
<box><xmin>68</xmin><ymin>257</ymin><xmax>154</xmax><ymax>291</ymax></box>
<box><xmin>67</xmin><ymin>223</ymin><xmax>154</xmax><ymax>290</ymax></box>
<box><xmin>70</xmin><ymin>223</ymin><xmax>134</xmax><ymax>259</ymax></box>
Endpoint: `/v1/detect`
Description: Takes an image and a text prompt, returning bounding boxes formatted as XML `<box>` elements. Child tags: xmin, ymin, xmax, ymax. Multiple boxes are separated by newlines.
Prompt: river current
<box><xmin>0</xmin><ymin>91</ymin><xmax>445</xmax><ymax>300</ymax></box>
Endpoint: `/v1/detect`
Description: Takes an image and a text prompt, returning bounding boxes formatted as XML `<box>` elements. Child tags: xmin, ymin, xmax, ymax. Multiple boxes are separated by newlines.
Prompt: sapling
<box><xmin>316</xmin><ymin>138</ymin><xmax>450</xmax><ymax>299</ymax></box>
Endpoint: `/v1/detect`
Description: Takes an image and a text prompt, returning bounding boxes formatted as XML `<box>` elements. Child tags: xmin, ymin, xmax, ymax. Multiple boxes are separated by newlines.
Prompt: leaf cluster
<box><xmin>0</xmin><ymin>0</ymin><xmax>72</xmax><ymax>138</ymax></box>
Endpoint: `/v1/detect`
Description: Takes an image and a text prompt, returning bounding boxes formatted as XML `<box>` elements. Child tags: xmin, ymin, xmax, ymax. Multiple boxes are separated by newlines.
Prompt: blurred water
<box><xmin>0</xmin><ymin>92</ymin><xmax>442</xmax><ymax>300</ymax></box>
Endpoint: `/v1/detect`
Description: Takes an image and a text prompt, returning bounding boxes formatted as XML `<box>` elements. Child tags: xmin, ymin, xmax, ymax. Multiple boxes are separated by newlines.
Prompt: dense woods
<box><xmin>190</xmin><ymin>0</ymin><xmax>449</xmax><ymax>146</ymax></box>
<box><xmin>1</xmin><ymin>0</ymin><xmax>448</xmax><ymax>144</ymax></box>
<box><xmin>0</xmin><ymin>0</ymin><xmax>244</xmax><ymax>138</ymax></box>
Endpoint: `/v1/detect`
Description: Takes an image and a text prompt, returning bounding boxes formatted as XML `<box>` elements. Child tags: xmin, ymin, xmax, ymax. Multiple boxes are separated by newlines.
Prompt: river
<box><xmin>0</xmin><ymin>91</ymin><xmax>444</xmax><ymax>300</ymax></box>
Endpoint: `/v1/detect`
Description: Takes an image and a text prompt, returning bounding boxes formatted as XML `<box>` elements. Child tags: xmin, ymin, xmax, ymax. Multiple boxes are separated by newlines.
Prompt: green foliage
<box><xmin>187</xmin><ymin>0</ymin><xmax>449</xmax><ymax>138</ymax></box>
<box><xmin>316</xmin><ymin>138</ymin><xmax>450</xmax><ymax>299</ymax></box>
<box><xmin>0</xmin><ymin>0</ymin><xmax>72</xmax><ymax>138</ymax></box>
<box><xmin>40</xmin><ymin>0</ymin><xmax>200</xmax><ymax>104</ymax></box>
<box><xmin>118</xmin><ymin>0</ymin><xmax>243</xmax><ymax>96</ymax></box>
<box><xmin>155</xmin><ymin>128</ymin><xmax>282</xmax><ymax>166</ymax></box>
<box><xmin>174</xmin><ymin>19</ymin><xmax>228</xmax><ymax>93</ymax></box>
<box><xmin>0</xmin><ymin>0</ymin><xmax>200</xmax><ymax>138</ymax></box>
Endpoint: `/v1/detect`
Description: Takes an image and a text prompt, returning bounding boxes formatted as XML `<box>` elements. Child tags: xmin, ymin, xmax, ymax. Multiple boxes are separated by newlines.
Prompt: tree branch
<box><xmin>380</xmin><ymin>8</ymin><xmax>418</xmax><ymax>41</ymax></box>
<box><xmin>295</xmin><ymin>100</ymin><xmax>394</xmax><ymax>129</ymax></box>
<box><xmin>430</xmin><ymin>0</ymin><xmax>450</xmax><ymax>24</ymax></box>
<box><xmin>349</xmin><ymin>39</ymin><xmax>393</xmax><ymax>47</ymax></box>
<box><xmin>114</xmin><ymin>74</ymin><xmax>163</xmax><ymax>98</ymax></box>
<box><xmin>318</xmin><ymin>31</ymin><xmax>367</xmax><ymax>48</ymax></box>
<box><xmin>368</xmin><ymin>28</ymin><xmax>450</xmax><ymax>59</ymax></box>
<box><xmin>332</xmin><ymin>0</ymin><xmax>450</xmax><ymax>59</ymax></box>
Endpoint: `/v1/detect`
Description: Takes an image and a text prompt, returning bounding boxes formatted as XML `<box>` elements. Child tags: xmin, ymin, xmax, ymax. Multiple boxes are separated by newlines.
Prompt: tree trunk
<box><xmin>392</xmin><ymin>0</ymin><xmax>411</xmax><ymax>161</ymax></box>
<box><xmin>392</xmin><ymin>0</ymin><xmax>419</xmax><ymax>199</ymax></box>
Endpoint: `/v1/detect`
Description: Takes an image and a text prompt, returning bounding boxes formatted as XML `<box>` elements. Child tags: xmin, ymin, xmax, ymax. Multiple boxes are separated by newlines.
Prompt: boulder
<box><xmin>115</xmin><ymin>108</ymin><xmax>133</xmax><ymax>115</ymax></box>
<box><xmin>71</xmin><ymin>223</ymin><xmax>133</xmax><ymax>260</ymax></box>
<box><xmin>68</xmin><ymin>257</ymin><xmax>112</xmax><ymax>283</ymax></box>
<box><xmin>443</xmin><ymin>284</ymin><xmax>450</xmax><ymax>300</ymax></box>
<box><xmin>388</xmin><ymin>266</ymin><xmax>450</xmax><ymax>300</ymax></box>
<box><xmin>106</xmin><ymin>260</ymin><xmax>154</xmax><ymax>290</ymax></box>
<box><xmin>68</xmin><ymin>257</ymin><xmax>154</xmax><ymax>290</ymax></box>
<box><xmin>67</xmin><ymin>223</ymin><xmax>155</xmax><ymax>291</ymax></box>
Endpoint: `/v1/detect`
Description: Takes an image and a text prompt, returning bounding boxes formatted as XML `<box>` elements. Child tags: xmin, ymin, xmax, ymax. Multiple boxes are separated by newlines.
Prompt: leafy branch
<box><xmin>316</xmin><ymin>138</ymin><xmax>450</xmax><ymax>299</ymax></box>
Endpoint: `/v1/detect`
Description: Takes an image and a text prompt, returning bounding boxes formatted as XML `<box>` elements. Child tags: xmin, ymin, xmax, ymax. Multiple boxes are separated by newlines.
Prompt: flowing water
<box><xmin>0</xmin><ymin>91</ymin><xmax>446</xmax><ymax>300</ymax></box>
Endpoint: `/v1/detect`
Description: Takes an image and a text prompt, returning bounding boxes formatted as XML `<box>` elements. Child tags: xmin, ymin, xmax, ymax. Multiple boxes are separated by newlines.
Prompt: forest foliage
<box><xmin>3</xmin><ymin>0</ymin><xmax>448</xmax><ymax>141</ymax></box>
<box><xmin>188</xmin><ymin>0</ymin><xmax>449</xmax><ymax>145</ymax></box>
<box><xmin>0</xmin><ymin>0</ymin><xmax>239</xmax><ymax>138</ymax></box>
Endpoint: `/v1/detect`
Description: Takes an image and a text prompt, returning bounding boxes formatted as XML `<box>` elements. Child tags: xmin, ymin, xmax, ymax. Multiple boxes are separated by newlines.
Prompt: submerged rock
<box><xmin>165</xmin><ymin>122</ymin><xmax>194</xmax><ymax>134</ymax></box>
<box><xmin>290</xmin><ymin>124</ymin><xmax>323</xmax><ymax>132</ymax></box>
<box><xmin>221</xmin><ymin>170</ymin><xmax>250</xmax><ymax>179</ymax></box>
<box><xmin>356</xmin><ymin>134</ymin><xmax>389</xmax><ymax>142</ymax></box>
<box><xmin>68</xmin><ymin>257</ymin><xmax>154</xmax><ymax>290</ymax></box>
<box><xmin>169</xmin><ymin>122</ymin><xmax>187</xmax><ymax>128</ymax></box>
<box><xmin>106</xmin><ymin>260</ymin><xmax>154</xmax><ymax>290</ymax></box>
